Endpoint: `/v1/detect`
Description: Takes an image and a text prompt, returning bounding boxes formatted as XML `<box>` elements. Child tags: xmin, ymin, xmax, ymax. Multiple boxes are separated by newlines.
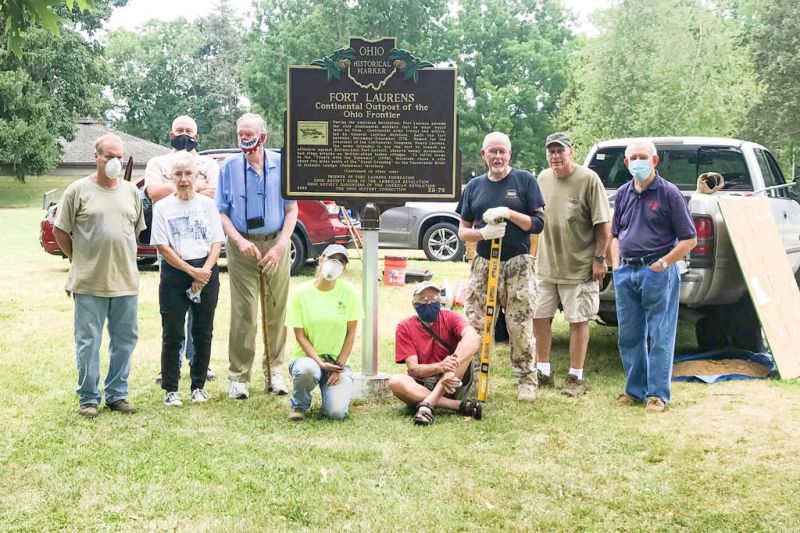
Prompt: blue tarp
<box><xmin>672</xmin><ymin>348</ymin><xmax>777</xmax><ymax>383</ymax></box>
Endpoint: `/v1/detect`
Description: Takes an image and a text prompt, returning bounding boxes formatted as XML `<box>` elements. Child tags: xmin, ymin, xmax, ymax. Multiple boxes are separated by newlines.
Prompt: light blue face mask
<box><xmin>628</xmin><ymin>159</ymin><xmax>652</xmax><ymax>181</ymax></box>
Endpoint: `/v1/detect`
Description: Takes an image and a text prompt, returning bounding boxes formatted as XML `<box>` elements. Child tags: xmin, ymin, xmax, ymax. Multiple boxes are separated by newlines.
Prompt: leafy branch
<box><xmin>311</xmin><ymin>47</ymin><xmax>357</xmax><ymax>81</ymax></box>
<box><xmin>388</xmin><ymin>48</ymin><xmax>434</xmax><ymax>83</ymax></box>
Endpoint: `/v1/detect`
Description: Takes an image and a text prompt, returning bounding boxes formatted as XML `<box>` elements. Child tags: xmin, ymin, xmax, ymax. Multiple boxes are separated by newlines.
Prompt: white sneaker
<box><xmin>164</xmin><ymin>391</ymin><xmax>183</xmax><ymax>406</ymax></box>
<box><xmin>191</xmin><ymin>388</ymin><xmax>209</xmax><ymax>403</ymax></box>
<box><xmin>227</xmin><ymin>380</ymin><xmax>249</xmax><ymax>400</ymax></box>
<box><xmin>266</xmin><ymin>371</ymin><xmax>288</xmax><ymax>395</ymax></box>
<box><xmin>517</xmin><ymin>383</ymin><xmax>537</xmax><ymax>402</ymax></box>
<box><xmin>206</xmin><ymin>367</ymin><xmax>216</xmax><ymax>381</ymax></box>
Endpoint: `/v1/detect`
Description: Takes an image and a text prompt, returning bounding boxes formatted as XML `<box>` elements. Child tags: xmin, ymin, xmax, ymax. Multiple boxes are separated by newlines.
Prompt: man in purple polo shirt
<box><xmin>610</xmin><ymin>139</ymin><xmax>697</xmax><ymax>412</ymax></box>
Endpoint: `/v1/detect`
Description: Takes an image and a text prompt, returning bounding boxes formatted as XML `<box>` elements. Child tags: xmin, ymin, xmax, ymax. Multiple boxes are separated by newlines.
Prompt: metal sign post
<box><xmin>361</xmin><ymin>203</ymin><xmax>380</xmax><ymax>376</ymax></box>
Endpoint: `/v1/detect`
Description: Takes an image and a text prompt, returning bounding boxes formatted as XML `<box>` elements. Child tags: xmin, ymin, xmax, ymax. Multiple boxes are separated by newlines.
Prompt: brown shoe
<box><xmin>645</xmin><ymin>397</ymin><xmax>666</xmax><ymax>413</ymax></box>
<box><xmin>560</xmin><ymin>374</ymin><xmax>586</xmax><ymax>397</ymax></box>
<box><xmin>536</xmin><ymin>370</ymin><xmax>555</xmax><ymax>389</ymax></box>
<box><xmin>615</xmin><ymin>393</ymin><xmax>636</xmax><ymax>406</ymax></box>
<box><xmin>79</xmin><ymin>404</ymin><xmax>99</xmax><ymax>418</ymax></box>
<box><xmin>517</xmin><ymin>383</ymin><xmax>537</xmax><ymax>402</ymax></box>
<box><xmin>107</xmin><ymin>399</ymin><xmax>137</xmax><ymax>414</ymax></box>
<box><xmin>288</xmin><ymin>408</ymin><xmax>306</xmax><ymax>421</ymax></box>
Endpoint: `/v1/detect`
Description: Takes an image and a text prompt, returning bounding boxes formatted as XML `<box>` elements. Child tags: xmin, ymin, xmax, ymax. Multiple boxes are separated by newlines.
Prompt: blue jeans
<box><xmin>73</xmin><ymin>293</ymin><xmax>138</xmax><ymax>406</ymax></box>
<box><xmin>613</xmin><ymin>263</ymin><xmax>680</xmax><ymax>403</ymax></box>
<box><xmin>289</xmin><ymin>357</ymin><xmax>353</xmax><ymax>419</ymax></box>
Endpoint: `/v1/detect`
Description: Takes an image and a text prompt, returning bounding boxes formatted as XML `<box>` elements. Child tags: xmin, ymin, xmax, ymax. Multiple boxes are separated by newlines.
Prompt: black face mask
<box><xmin>171</xmin><ymin>134</ymin><xmax>198</xmax><ymax>152</ymax></box>
<box><xmin>414</xmin><ymin>302</ymin><xmax>441</xmax><ymax>323</ymax></box>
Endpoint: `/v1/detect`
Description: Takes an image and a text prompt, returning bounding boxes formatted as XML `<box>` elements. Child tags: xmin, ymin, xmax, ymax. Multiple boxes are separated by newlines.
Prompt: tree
<box><xmin>106</xmin><ymin>0</ymin><xmax>246</xmax><ymax>148</ymax></box>
<box><xmin>440</xmin><ymin>0</ymin><xmax>574</xmax><ymax>175</ymax></box>
<box><xmin>745</xmin><ymin>0</ymin><xmax>800</xmax><ymax>172</ymax></box>
<box><xmin>242</xmin><ymin>0</ymin><xmax>449</xmax><ymax>146</ymax></box>
<box><xmin>559</xmin><ymin>0</ymin><xmax>758</xmax><ymax>160</ymax></box>
<box><xmin>0</xmin><ymin>0</ymin><xmax>92</xmax><ymax>57</ymax></box>
<box><xmin>0</xmin><ymin>26</ymin><xmax>110</xmax><ymax>180</ymax></box>
<box><xmin>242</xmin><ymin>0</ymin><xmax>573</xmax><ymax>176</ymax></box>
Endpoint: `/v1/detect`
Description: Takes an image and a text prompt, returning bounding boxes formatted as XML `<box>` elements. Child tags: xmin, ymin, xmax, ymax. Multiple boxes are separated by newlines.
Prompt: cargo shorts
<box><xmin>532</xmin><ymin>278</ymin><xmax>600</xmax><ymax>323</ymax></box>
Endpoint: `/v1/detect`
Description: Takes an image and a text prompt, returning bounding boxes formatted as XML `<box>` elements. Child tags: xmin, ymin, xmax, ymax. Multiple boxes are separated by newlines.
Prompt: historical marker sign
<box><xmin>285</xmin><ymin>37</ymin><xmax>460</xmax><ymax>205</ymax></box>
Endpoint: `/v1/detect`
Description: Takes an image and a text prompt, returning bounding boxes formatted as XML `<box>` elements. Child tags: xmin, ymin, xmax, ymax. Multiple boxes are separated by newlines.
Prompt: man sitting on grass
<box><xmin>388</xmin><ymin>281</ymin><xmax>483</xmax><ymax>425</ymax></box>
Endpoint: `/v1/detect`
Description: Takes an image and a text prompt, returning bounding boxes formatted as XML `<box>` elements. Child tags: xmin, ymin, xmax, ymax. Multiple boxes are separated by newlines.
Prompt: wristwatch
<box><xmin>658</xmin><ymin>259</ymin><xmax>669</xmax><ymax>269</ymax></box>
<box><xmin>593</xmin><ymin>255</ymin><xmax>606</xmax><ymax>263</ymax></box>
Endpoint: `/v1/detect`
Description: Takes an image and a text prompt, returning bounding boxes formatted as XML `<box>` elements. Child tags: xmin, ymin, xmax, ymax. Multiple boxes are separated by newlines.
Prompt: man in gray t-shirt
<box><xmin>54</xmin><ymin>134</ymin><xmax>145</xmax><ymax>418</ymax></box>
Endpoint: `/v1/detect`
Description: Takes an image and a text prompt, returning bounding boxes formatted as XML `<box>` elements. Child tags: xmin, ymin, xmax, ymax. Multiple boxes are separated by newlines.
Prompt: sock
<box><xmin>569</xmin><ymin>367</ymin><xmax>584</xmax><ymax>380</ymax></box>
<box><xmin>538</xmin><ymin>363</ymin><xmax>551</xmax><ymax>376</ymax></box>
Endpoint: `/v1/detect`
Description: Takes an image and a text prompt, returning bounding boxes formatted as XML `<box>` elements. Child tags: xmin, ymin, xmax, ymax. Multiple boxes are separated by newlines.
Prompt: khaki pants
<box><xmin>465</xmin><ymin>254</ymin><xmax>537</xmax><ymax>387</ymax></box>
<box><xmin>226</xmin><ymin>236</ymin><xmax>290</xmax><ymax>383</ymax></box>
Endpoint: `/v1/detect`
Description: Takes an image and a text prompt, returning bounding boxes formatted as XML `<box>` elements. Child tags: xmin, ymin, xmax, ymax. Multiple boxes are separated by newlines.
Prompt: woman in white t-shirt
<box><xmin>150</xmin><ymin>151</ymin><xmax>225</xmax><ymax>406</ymax></box>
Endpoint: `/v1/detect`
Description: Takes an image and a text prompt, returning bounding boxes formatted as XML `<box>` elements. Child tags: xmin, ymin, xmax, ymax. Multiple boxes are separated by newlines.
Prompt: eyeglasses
<box><xmin>414</xmin><ymin>294</ymin><xmax>441</xmax><ymax>304</ymax></box>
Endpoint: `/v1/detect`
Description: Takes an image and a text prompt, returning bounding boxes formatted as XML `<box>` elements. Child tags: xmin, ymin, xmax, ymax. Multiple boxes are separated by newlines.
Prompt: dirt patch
<box><xmin>673</xmin><ymin>359</ymin><xmax>770</xmax><ymax>378</ymax></box>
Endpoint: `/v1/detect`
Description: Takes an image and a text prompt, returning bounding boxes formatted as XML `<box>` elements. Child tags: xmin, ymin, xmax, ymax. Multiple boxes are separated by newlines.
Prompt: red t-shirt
<box><xmin>395</xmin><ymin>309</ymin><xmax>469</xmax><ymax>365</ymax></box>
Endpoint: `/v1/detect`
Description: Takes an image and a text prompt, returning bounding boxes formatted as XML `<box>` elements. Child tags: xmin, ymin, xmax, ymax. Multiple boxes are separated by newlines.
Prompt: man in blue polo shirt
<box><xmin>610</xmin><ymin>139</ymin><xmax>697</xmax><ymax>412</ymax></box>
<box><xmin>216</xmin><ymin>113</ymin><xmax>299</xmax><ymax>399</ymax></box>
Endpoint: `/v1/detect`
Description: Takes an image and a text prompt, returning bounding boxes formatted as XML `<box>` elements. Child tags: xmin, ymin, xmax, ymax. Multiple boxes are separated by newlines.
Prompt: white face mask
<box><xmin>104</xmin><ymin>158</ymin><xmax>122</xmax><ymax>178</ymax></box>
<box><xmin>321</xmin><ymin>259</ymin><xmax>344</xmax><ymax>281</ymax></box>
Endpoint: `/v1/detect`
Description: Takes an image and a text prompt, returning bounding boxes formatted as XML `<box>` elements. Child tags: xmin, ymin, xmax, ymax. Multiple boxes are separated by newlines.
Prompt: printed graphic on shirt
<box><xmin>167</xmin><ymin>210</ymin><xmax>211</xmax><ymax>252</ymax></box>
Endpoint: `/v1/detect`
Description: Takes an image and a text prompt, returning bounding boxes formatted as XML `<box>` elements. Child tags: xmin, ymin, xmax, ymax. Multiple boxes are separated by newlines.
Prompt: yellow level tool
<box><xmin>476</xmin><ymin>236</ymin><xmax>502</xmax><ymax>402</ymax></box>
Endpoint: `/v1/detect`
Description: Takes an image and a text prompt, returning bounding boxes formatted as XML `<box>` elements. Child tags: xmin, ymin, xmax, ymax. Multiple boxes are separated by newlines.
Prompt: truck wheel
<box><xmin>728</xmin><ymin>294</ymin><xmax>767</xmax><ymax>353</ymax></box>
<box><xmin>289</xmin><ymin>232</ymin><xmax>306</xmax><ymax>276</ymax></box>
<box><xmin>695</xmin><ymin>312</ymin><xmax>729</xmax><ymax>352</ymax></box>
<box><xmin>137</xmin><ymin>257</ymin><xmax>157</xmax><ymax>268</ymax></box>
<box><xmin>423</xmin><ymin>222</ymin><xmax>464</xmax><ymax>262</ymax></box>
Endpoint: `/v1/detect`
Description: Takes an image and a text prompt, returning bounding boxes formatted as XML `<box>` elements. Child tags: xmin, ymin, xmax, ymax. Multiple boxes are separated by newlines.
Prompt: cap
<box><xmin>545</xmin><ymin>132</ymin><xmax>572</xmax><ymax>149</ymax></box>
<box><xmin>321</xmin><ymin>244</ymin><xmax>349</xmax><ymax>263</ymax></box>
<box><xmin>412</xmin><ymin>281</ymin><xmax>441</xmax><ymax>296</ymax></box>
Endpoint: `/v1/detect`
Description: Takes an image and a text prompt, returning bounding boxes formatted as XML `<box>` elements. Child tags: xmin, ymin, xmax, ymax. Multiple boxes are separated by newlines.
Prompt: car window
<box><xmin>588</xmin><ymin>145</ymin><xmax>752</xmax><ymax>191</ymax></box>
<box><xmin>753</xmin><ymin>148</ymin><xmax>778</xmax><ymax>188</ymax></box>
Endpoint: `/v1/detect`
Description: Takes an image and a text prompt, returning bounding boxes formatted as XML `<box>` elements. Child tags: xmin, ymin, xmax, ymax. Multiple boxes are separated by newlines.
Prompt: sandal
<box><xmin>413</xmin><ymin>402</ymin><xmax>434</xmax><ymax>426</ymax></box>
<box><xmin>459</xmin><ymin>400</ymin><xmax>482</xmax><ymax>420</ymax></box>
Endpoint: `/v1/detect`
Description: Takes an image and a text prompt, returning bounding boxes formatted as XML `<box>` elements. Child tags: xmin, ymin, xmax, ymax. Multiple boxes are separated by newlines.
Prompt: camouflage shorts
<box><xmin>465</xmin><ymin>253</ymin><xmax>537</xmax><ymax>386</ymax></box>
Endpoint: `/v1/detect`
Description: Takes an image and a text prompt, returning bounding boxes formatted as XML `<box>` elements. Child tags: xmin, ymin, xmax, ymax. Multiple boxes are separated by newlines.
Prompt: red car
<box><xmin>40</xmin><ymin>148</ymin><xmax>351</xmax><ymax>275</ymax></box>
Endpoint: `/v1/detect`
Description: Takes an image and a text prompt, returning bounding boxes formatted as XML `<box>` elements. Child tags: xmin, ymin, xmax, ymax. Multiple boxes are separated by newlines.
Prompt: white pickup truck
<box><xmin>584</xmin><ymin>137</ymin><xmax>800</xmax><ymax>352</ymax></box>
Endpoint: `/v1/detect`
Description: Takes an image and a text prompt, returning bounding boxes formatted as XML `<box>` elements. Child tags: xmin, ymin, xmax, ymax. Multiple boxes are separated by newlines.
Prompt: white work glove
<box><xmin>483</xmin><ymin>206</ymin><xmax>510</xmax><ymax>224</ymax></box>
<box><xmin>479</xmin><ymin>222</ymin><xmax>507</xmax><ymax>240</ymax></box>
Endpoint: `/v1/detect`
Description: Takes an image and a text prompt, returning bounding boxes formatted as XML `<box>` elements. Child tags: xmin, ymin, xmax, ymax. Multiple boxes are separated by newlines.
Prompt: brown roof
<box><xmin>59</xmin><ymin>119</ymin><xmax>170</xmax><ymax>165</ymax></box>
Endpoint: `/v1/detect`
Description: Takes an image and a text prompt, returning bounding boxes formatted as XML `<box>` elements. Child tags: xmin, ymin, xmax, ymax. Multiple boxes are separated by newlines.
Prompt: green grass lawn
<box><xmin>0</xmin><ymin>175</ymin><xmax>79</xmax><ymax>209</ymax></box>
<box><xmin>2</xmin><ymin>207</ymin><xmax>800</xmax><ymax>531</ymax></box>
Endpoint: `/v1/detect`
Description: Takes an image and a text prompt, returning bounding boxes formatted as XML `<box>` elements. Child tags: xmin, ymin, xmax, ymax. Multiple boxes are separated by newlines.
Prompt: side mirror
<box><xmin>790</xmin><ymin>177</ymin><xmax>800</xmax><ymax>203</ymax></box>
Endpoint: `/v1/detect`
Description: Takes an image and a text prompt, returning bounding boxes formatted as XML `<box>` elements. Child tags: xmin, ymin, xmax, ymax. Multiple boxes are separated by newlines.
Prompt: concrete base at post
<box><xmin>352</xmin><ymin>372</ymin><xmax>391</xmax><ymax>400</ymax></box>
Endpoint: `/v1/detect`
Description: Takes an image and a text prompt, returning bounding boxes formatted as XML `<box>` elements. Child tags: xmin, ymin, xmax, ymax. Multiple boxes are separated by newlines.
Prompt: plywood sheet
<box><xmin>719</xmin><ymin>197</ymin><xmax>800</xmax><ymax>379</ymax></box>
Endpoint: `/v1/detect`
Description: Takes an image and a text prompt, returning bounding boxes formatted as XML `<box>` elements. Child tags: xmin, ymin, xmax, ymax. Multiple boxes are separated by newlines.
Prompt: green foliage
<box><xmin>242</xmin><ymin>0</ymin><xmax>573</xmax><ymax>177</ymax></box>
<box><xmin>311</xmin><ymin>47</ymin><xmax>357</xmax><ymax>81</ymax></box>
<box><xmin>440</xmin><ymin>0</ymin><xmax>574</xmax><ymax>176</ymax></box>
<box><xmin>0</xmin><ymin>0</ymin><xmax>93</xmax><ymax>57</ymax></box>
<box><xmin>242</xmin><ymin>0</ymin><xmax>449</xmax><ymax>146</ymax></box>
<box><xmin>559</xmin><ymin>0</ymin><xmax>758</xmax><ymax>160</ymax></box>
<box><xmin>745</xmin><ymin>0</ymin><xmax>800</xmax><ymax>169</ymax></box>
<box><xmin>106</xmin><ymin>0</ymin><xmax>244</xmax><ymax>148</ymax></box>
<box><xmin>0</xmin><ymin>26</ymin><xmax>109</xmax><ymax>181</ymax></box>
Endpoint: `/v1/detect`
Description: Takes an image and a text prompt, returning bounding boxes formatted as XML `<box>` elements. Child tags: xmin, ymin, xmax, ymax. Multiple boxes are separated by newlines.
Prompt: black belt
<box><xmin>621</xmin><ymin>249</ymin><xmax>671</xmax><ymax>266</ymax></box>
<box><xmin>246</xmin><ymin>232</ymin><xmax>279</xmax><ymax>242</ymax></box>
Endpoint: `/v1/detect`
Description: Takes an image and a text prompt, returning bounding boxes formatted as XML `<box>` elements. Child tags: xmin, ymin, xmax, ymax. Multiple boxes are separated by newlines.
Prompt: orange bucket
<box><xmin>384</xmin><ymin>256</ymin><xmax>407</xmax><ymax>286</ymax></box>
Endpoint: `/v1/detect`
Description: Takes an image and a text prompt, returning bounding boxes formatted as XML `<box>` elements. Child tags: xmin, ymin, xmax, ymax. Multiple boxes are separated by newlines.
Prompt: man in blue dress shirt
<box><xmin>216</xmin><ymin>113</ymin><xmax>299</xmax><ymax>399</ymax></box>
